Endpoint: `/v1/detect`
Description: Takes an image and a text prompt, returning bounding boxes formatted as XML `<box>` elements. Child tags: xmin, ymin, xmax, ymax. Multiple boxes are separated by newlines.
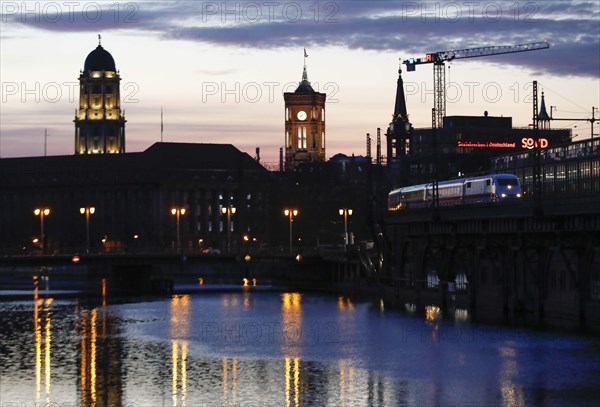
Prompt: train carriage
<box><xmin>388</xmin><ymin>174</ymin><xmax>522</xmax><ymax>211</ymax></box>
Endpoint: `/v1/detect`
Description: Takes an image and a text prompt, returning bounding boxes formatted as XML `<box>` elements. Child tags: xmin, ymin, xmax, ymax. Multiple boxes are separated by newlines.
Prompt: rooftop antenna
<box><xmin>160</xmin><ymin>107</ymin><xmax>164</xmax><ymax>142</ymax></box>
<box><xmin>98</xmin><ymin>34</ymin><xmax>101</xmax><ymax>46</ymax></box>
<box><xmin>44</xmin><ymin>129</ymin><xmax>48</xmax><ymax>156</ymax></box>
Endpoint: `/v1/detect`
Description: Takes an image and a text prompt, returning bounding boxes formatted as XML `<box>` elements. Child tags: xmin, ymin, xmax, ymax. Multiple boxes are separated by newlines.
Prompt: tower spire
<box><xmin>302</xmin><ymin>48</ymin><xmax>309</xmax><ymax>83</ymax></box>
<box><xmin>393</xmin><ymin>60</ymin><xmax>408</xmax><ymax>119</ymax></box>
<box><xmin>98</xmin><ymin>34</ymin><xmax>101</xmax><ymax>46</ymax></box>
<box><xmin>538</xmin><ymin>91</ymin><xmax>551</xmax><ymax>129</ymax></box>
<box><xmin>387</xmin><ymin>59</ymin><xmax>411</xmax><ymax>163</ymax></box>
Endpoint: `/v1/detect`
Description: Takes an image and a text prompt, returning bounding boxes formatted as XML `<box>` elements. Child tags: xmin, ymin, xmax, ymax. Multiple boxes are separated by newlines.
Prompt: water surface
<box><xmin>1</xmin><ymin>290</ymin><xmax>599</xmax><ymax>406</ymax></box>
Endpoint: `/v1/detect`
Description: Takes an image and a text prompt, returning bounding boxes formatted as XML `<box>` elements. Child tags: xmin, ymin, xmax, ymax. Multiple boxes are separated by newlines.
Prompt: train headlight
<box><xmin>517</xmin><ymin>193</ymin><xmax>521</xmax><ymax>198</ymax></box>
<box><xmin>501</xmin><ymin>193</ymin><xmax>507</xmax><ymax>198</ymax></box>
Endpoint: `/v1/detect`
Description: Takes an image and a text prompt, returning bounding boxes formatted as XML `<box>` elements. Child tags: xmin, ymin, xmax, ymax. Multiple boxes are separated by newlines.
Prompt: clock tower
<box><xmin>283</xmin><ymin>64</ymin><xmax>326</xmax><ymax>170</ymax></box>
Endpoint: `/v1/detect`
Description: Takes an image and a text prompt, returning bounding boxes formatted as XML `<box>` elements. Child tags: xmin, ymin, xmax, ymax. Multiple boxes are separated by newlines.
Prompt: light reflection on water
<box><xmin>1</xmin><ymin>291</ymin><xmax>600</xmax><ymax>406</ymax></box>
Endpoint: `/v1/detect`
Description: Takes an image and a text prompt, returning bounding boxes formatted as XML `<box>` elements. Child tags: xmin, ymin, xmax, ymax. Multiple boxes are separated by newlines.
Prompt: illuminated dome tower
<box><xmin>74</xmin><ymin>36</ymin><xmax>126</xmax><ymax>154</ymax></box>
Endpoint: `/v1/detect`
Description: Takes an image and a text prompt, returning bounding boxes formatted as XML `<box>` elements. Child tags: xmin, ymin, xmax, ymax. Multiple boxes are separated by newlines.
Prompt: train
<box><xmin>388</xmin><ymin>174</ymin><xmax>522</xmax><ymax>211</ymax></box>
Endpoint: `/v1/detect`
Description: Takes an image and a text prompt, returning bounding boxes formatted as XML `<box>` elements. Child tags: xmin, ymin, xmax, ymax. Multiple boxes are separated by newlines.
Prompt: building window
<box><xmin>286</xmin><ymin>131</ymin><xmax>290</xmax><ymax>147</ymax></box>
<box><xmin>427</xmin><ymin>270</ymin><xmax>439</xmax><ymax>288</ymax></box>
<box><xmin>456</xmin><ymin>273</ymin><xmax>468</xmax><ymax>291</ymax></box>
<box><xmin>322</xmin><ymin>108</ymin><xmax>325</xmax><ymax>121</ymax></box>
<box><xmin>321</xmin><ymin>132</ymin><xmax>325</xmax><ymax>148</ymax></box>
<box><xmin>286</xmin><ymin>107</ymin><xmax>289</xmax><ymax>121</ymax></box>
<box><xmin>298</xmin><ymin>127</ymin><xmax>307</xmax><ymax>148</ymax></box>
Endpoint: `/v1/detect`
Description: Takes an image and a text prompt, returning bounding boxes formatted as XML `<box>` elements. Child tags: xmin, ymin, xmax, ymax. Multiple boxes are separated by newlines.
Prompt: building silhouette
<box><xmin>383</xmin><ymin>63</ymin><xmax>572</xmax><ymax>186</ymax></box>
<box><xmin>0</xmin><ymin>143</ymin><xmax>273</xmax><ymax>254</ymax></box>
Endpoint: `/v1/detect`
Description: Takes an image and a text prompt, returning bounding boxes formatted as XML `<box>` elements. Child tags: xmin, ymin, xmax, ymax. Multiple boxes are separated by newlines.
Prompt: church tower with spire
<box><xmin>283</xmin><ymin>56</ymin><xmax>326</xmax><ymax>170</ymax></box>
<box><xmin>386</xmin><ymin>62</ymin><xmax>412</xmax><ymax>161</ymax></box>
<box><xmin>74</xmin><ymin>36</ymin><xmax>126</xmax><ymax>154</ymax></box>
<box><xmin>386</xmin><ymin>61</ymin><xmax>413</xmax><ymax>185</ymax></box>
<box><xmin>537</xmin><ymin>92</ymin><xmax>551</xmax><ymax>130</ymax></box>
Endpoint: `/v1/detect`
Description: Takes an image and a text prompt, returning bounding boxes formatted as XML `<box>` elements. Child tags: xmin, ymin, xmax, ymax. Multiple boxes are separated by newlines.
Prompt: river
<box><xmin>1</xmin><ymin>287</ymin><xmax>600</xmax><ymax>406</ymax></box>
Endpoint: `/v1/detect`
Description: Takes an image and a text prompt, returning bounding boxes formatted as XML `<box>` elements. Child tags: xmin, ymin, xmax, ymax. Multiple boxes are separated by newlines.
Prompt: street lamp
<box><xmin>339</xmin><ymin>208</ymin><xmax>353</xmax><ymax>250</ymax></box>
<box><xmin>33</xmin><ymin>208</ymin><xmax>50</xmax><ymax>254</ymax></box>
<box><xmin>79</xmin><ymin>206</ymin><xmax>95</xmax><ymax>254</ymax></box>
<box><xmin>221</xmin><ymin>205</ymin><xmax>236</xmax><ymax>253</ymax></box>
<box><xmin>171</xmin><ymin>207</ymin><xmax>186</xmax><ymax>252</ymax></box>
<box><xmin>283</xmin><ymin>209</ymin><xmax>298</xmax><ymax>253</ymax></box>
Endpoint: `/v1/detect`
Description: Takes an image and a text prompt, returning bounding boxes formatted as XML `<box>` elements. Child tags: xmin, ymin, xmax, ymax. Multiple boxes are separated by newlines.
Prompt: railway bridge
<box><xmin>383</xmin><ymin>193</ymin><xmax>600</xmax><ymax>331</ymax></box>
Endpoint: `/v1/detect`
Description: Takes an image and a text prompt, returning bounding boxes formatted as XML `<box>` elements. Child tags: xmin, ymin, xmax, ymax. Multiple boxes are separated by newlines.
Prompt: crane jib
<box><xmin>403</xmin><ymin>41</ymin><xmax>550</xmax><ymax>69</ymax></box>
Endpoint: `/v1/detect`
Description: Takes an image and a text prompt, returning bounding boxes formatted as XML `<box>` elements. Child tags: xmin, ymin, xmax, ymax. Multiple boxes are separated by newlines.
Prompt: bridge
<box><xmin>383</xmin><ymin>190</ymin><xmax>600</xmax><ymax>332</ymax></box>
<box><xmin>0</xmin><ymin>248</ymin><xmax>369</xmax><ymax>298</ymax></box>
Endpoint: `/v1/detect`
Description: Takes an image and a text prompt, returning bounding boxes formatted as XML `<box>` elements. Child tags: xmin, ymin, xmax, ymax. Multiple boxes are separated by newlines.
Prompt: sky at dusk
<box><xmin>1</xmin><ymin>0</ymin><xmax>599</xmax><ymax>164</ymax></box>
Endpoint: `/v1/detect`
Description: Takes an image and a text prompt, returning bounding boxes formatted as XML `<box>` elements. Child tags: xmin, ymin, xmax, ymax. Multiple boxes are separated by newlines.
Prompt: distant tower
<box><xmin>283</xmin><ymin>59</ymin><xmax>326</xmax><ymax>170</ymax></box>
<box><xmin>386</xmin><ymin>61</ymin><xmax>412</xmax><ymax>161</ymax></box>
<box><xmin>537</xmin><ymin>92</ymin><xmax>551</xmax><ymax>130</ymax></box>
<box><xmin>74</xmin><ymin>36</ymin><xmax>126</xmax><ymax>154</ymax></box>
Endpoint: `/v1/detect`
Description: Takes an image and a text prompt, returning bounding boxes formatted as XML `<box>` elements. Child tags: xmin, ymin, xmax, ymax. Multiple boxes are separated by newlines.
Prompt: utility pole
<box><xmin>532</xmin><ymin>81</ymin><xmax>543</xmax><ymax>217</ymax></box>
<box><xmin>431</xmin><ymin>108</ymin><xmax>439</xmax><ymax>216</ymax></box>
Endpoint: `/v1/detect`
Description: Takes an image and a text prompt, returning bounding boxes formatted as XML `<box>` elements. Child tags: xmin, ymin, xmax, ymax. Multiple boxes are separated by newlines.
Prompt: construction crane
<box><xmin>403</xmin><ymin>41</ymin><xmax>550</xmax><ymax>128</ymax></box>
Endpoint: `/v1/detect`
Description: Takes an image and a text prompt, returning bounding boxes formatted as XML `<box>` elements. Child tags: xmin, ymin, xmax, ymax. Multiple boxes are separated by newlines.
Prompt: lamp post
<box><xmin>79</xmin><ymin>207</ymin><xmax>95</xmax><ymax>254</ymax></box>
<box><xmin>221</xmin><ymin>205</ymin><xmax>236</xmax><ymax>253</ymax></box>
<box><xmin>33</xmin><ymin>208</ymin><xmax>50</xmax><ymax>254</ymax></box>
<box><xmin>283</xmin><ymin>209</ymin><xmax>298</xmax><ymax>253</ymax></box>
<box><xmin>171</xmin><ymin>207</ymin><xmax>186</xmax><ymax>252</ymax></box>
<box><xmin>338</xmin><ymin>208</ymin><xmax>353</xmax><ymax>250</ymax></box>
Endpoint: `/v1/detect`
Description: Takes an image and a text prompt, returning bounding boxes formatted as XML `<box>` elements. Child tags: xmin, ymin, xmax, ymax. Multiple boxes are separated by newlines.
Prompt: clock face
<box><xmin>297</xmin><ymin>111</ymin><xmax>307</xmax><ymax>121</ymax></box>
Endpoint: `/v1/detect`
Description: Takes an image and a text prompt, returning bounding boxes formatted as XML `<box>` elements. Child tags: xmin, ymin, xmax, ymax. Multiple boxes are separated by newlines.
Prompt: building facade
<box><xmin>0</xmin><ymin>143</ymin><xmax>273</xmax><ymax>254</ymax></box>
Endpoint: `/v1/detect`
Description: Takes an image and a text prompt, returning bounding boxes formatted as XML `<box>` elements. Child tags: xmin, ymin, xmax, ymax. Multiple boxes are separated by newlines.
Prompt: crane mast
<box><xmin>403</xmin><ymin>41</ymin><xmax>550</xmax><ymax>128</ymax></box>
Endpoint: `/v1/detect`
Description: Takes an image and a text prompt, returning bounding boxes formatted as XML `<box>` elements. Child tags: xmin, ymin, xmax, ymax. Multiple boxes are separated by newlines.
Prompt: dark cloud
<box><xmin>3</xmin><ymin>0</ymin><xmax>598</xmax><ymax>77</ymax></box>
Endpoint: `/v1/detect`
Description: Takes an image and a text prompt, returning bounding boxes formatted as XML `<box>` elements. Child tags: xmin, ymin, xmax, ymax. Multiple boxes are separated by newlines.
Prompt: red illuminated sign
<box><xmin>521</xmin><ymin>137</ymin><xmax>549</xmax><ymax>149</ymax></box>
<box><xmin>457</xmin><ymin>138</ymin><xmax>551</xmax><ymax>150</ymax></box>
<box><xmin>457</xmin><ymin>141</ymin><xmax>515</xmax><ymax>148</ymax></box>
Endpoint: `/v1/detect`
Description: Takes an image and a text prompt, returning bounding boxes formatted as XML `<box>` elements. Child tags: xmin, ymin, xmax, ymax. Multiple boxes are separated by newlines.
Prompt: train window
<box><xmin>466</xmin><ymin>182</ymin><xmax>471</xmax><ymax>188</ymax></box>
<box><xmin>497</xmin><ymin>178</ymin><xmax>518</xmax><ymax>186</ymax></box>
<box><xmin>486</xmin><ymin>179</ymin><xmax>491</xmax><ymax>186</ymax></box>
